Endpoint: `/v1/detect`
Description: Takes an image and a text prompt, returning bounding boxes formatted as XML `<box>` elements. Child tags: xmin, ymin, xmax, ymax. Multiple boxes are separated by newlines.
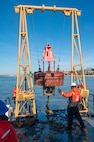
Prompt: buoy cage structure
<box><xmin>34</xmin><ymin>44</ymin><xmax>64</xmax><ymax>96</ymax></box>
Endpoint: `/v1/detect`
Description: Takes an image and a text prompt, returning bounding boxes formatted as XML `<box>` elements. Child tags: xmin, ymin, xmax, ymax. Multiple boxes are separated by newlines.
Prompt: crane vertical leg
<box><xmin>14</xmin><ymin>7</ymin><xmax>36</xmax><ymax>119</ymax></box>
<box><xmin>71</xmin><ymin>11</ymin><xmax>89</xmax><ymax>113</ymax></box>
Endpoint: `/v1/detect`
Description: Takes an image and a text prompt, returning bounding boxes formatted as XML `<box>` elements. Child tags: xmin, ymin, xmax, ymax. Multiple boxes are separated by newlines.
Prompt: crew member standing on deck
<box><xmin>0</xmin><ymin>100</ymin><xmax>18</xmax><ymax>142</ymax></box>
<box><xmin>58</xmin><ymin>82</ymin><xmax>86</xmax><ymax>131</ymax></box>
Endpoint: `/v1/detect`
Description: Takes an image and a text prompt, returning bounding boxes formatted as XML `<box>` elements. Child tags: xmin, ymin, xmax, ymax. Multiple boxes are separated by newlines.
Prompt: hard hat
<box><xmin>0</xmin><ymin>100</ymin><xmax>8</xmax><ymax>116</ymax></box>
<box><xmin>71</xmin><ymin>82</ymin><xmax>76</xmax><ymax>87</ymax></box>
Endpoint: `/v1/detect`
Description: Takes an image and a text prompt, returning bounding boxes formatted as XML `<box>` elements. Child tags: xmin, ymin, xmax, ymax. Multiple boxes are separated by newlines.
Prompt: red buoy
<box><xmin>34</xmin><ymin>44</ymin><xmax>64</xmax><ymax>96</ymax></box>
<box><xmin>34</xmin><ymin>71</ymin><xmax>64</xmax><ymax>86</ymax></box>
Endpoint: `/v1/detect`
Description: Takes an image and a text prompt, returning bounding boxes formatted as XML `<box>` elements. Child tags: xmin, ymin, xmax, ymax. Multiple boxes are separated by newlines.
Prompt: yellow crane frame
<box><xmin>14</xmin><ymin>5</ymin><xmax>89</xmax><ymax>117</ymax></box>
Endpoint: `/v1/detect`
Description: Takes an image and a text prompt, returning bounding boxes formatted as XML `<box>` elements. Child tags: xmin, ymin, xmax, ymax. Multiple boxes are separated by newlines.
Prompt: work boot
<box><xmin>81</xmin><ymin>126</ymin><xmax>87</xmax><ymax>131</ymax></box>
<box><xmin>66</xmin><ymin>126</ymin><xmax>74</xmax><ymax>131</ymax></box>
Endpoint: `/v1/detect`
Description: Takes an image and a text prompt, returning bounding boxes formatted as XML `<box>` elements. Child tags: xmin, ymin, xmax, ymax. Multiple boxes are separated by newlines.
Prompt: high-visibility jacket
<box><xmin>0</xmin><ymin>120</ymin><xmax>18</xmax><ymax>142</ymax></box>
<box><xmin>61</xmin><ymin>87</ymin><xmax>82</xmax><ymax>107</ymax></box>
<box><xmin>13</xmin><ymin>87</ymin><xmax>17</xmax><ymax>97</ymax></box>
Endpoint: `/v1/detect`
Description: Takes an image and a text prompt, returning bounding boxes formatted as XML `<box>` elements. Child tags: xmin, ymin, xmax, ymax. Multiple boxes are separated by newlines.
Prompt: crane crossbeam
<box><xmin>15</xmin><ymin>5</ymin><xmax>81</xmax><ymax>16</ymax></box>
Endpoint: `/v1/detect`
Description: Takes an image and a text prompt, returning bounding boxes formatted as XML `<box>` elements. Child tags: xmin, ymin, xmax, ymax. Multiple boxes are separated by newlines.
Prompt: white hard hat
<box><xmin>71</xmin><ymin>82</ymin><xmax>76</xmax><ymax>87</ymax></box>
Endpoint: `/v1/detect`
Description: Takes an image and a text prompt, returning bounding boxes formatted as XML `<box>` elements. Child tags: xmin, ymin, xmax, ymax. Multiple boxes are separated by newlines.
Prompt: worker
<box><xmin>0</xmin><ymin>100</ymin><xmax>18</xmax><ymax>142</ymax></box>
<box><xmin>58</xmin><ymin>82</ymin><xmax>86</xmax><ymax>131</ymax></box>
<box><xmin>12</xmin><ymin>86</ymin><xmax>17</xmax><ymax>103</ymax></box>
<box><xmin>13</xmin><ymin>86</ymin><xmax>17</xmax><ymax>98</ymax></box>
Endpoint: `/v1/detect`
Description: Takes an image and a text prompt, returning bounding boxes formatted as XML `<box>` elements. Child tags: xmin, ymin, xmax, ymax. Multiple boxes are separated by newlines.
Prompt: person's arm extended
<box><xmin>63</xmin><ymin>92</ymin><xmax>72</xmax><ymax>97</ymax></box>
<box><xmin>58</xmin><ymin>88</ymin><xmax>72</xmax><ymax>97</ymax></box>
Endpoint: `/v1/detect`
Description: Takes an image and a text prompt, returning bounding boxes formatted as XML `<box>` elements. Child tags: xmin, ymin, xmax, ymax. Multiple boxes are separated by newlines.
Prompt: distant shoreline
<box><xmin>65</xmin><ymin>75</ymin><xmax>94</xmax><ymax>77</ymax></box>
<box><xmin>0</xmin><ymin>74</ymin><xmax>94</xmax><ymax>77</ymax></box>
<box><xmin>85</xmin><ymin>75</ymin><xmax>94</xmax><ymax>77</ymax></box>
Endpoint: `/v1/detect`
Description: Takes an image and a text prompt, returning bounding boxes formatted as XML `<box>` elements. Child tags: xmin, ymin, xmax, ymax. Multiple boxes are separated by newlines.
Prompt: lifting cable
<box><xmin>58</xmin><ymin>15</ymin><xmax>66</xmax><ymax>70</ymax></box>
<box><xmin>31</xmin><ymin>13</ymin><xmax>40</xmax><ymax>69</ymax></box>
<box><xmin>56</xmin><ymin>15</ymin><xmax>66</xmax><ymax>90</ymax></box>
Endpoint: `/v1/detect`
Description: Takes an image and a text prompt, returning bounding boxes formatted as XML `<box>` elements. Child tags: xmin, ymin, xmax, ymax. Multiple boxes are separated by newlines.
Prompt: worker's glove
<box><xmin>58</xmin><ymin>88</ymin><xmax>62</xmax><ymax>94</ymax></box>
<box><xmin>58</xmin><ymin>88</ymin><xmax>64</xmax><ymax>96</ymax></box>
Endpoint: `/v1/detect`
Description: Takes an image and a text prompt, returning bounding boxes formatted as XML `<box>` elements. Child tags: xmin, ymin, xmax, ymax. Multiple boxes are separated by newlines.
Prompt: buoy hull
<box><xmin>34</xmin><ymin>71</ymin><xmax>64</xmax><ymax>86</ymax></box>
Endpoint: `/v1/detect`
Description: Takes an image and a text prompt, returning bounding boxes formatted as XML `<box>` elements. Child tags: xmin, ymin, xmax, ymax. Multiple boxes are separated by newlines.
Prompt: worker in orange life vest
<box><xmin>13</xmin><ymin>86</ymin><xmax>17</xmax><ymax>103</ymax></box>
<box><xmin>0</xmin><ymin>100</ymin><xmax>18</xmax><ymax>142</ymax></box>
<box><xmin>58</xmin><ymin>82</ymin><xmax>86</xmax><ymax>131</ymax></box>
<box><xmin>13</xmin><ymin>86</ymin><xmax>17</xmax><ymax>98</ymax></box>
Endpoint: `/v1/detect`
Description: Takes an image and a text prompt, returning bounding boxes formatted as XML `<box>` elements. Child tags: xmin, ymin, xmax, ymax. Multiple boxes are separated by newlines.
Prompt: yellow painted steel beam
<box><xmin>14</xmin><ymin>4</ymin><xmax>81</xmax><ymax>16</ymax></box>
<box><xmin>14</xmin><ymin>5</ymin><xmax>37</xmax><ymax>118</ymax></box>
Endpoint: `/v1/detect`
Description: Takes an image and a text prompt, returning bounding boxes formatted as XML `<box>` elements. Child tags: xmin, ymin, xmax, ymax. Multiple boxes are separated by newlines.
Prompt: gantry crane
<box><xmin>14</xmin><ymin>5</ymin><xmax>89</xmax><ymax>121</ymax></box>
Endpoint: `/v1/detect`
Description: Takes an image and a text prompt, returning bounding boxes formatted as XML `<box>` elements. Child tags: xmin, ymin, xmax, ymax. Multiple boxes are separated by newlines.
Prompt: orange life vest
<box><xmin>72</xmin><ymin>88</ymin><xmax>81</xmax><ymax>103</ymax></box>
<box><xmin>13</xmin><ymin>87</ymin><xmax>16</xmax><ymax>97</ymax></box>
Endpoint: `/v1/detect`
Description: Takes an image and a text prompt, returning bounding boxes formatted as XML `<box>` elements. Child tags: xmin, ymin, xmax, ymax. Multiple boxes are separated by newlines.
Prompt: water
<box><xmin>0</xmin><ymin>76</ymin><xmax>94</xmax><ymax>142</ymax></box>
<box><xmin>0</xmin><ymin>76</ymin><xmax>70</xmax><ymax>110</ymax></box>
<box><xmin>0</xmin><ymin>76</ymin><xmax>94</xmax><ymax>109</ymax></box>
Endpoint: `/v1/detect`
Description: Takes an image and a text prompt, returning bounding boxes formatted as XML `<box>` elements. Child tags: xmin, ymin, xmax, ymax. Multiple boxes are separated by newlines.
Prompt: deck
<box><xmin>15</xmin><ymin>109</ymin><xmax>94</xmax><ymax>142</ymax></box>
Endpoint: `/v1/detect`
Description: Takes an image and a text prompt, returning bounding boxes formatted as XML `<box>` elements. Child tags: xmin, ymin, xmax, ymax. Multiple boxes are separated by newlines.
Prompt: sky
<box><xmin>0</xmin><ymin>0</ymin><xmax>94</xmax><ymax>75</ymax></box>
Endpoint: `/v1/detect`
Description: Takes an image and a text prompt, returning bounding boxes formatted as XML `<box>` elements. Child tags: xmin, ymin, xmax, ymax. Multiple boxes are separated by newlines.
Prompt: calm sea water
<box><xmin>0</xmin><ymin>76</ymin><xmax>94</xmax><ymax>110</ymax></box>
